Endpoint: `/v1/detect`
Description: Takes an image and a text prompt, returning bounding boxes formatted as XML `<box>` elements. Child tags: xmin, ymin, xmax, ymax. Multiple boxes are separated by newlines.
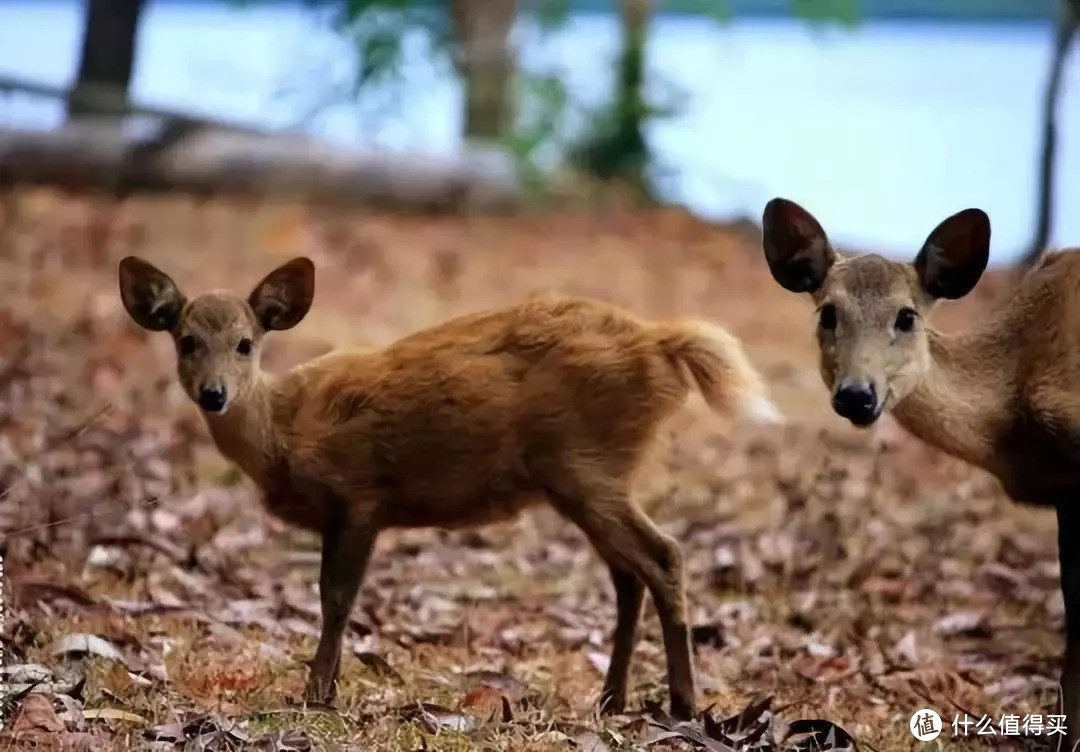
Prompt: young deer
<box><xmin>761</xmin><ymin>197</ymin><xmax>1080</xmax><ymax>748</ymax></box>
<box><xmin>117</xmin><ymin>254</ymin><xmax>780</xmax><ymax>719</ymax></box>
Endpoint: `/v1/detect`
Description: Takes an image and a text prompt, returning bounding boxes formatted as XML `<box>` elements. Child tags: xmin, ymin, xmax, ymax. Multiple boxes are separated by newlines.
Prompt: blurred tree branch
<box><xmin>1020</xmin><ymin>0</ymin><xmax>1079</xmax><ymax>269</ymax></box>
<box><xmin>0</xmin><ymin>74</ymin><xmax>258</xmax><ymax>135</ymax></box>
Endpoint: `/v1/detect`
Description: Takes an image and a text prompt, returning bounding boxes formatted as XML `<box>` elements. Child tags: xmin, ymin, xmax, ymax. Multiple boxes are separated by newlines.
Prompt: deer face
<box><xmin>118</xmin><ymin>256</ymin><xmax>314</xmax><ymax>415</ymax></box>
<box><xmin>761</xmin><ymin>198</ymin><xmax>990</xmax><ymax>427</ymax></box>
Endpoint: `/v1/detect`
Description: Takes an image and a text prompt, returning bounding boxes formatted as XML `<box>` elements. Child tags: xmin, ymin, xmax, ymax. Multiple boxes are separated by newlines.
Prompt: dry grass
<box><xmin>0</xmin><ymin>187</ymin><xmax>1065</xmax><ymax>751</ymax></box>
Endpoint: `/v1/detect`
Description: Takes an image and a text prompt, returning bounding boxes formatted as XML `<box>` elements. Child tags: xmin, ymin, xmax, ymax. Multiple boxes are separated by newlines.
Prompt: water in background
<box><xmin>1</xmin><ymin>0</ymin><xmax>1078</xmax><ymax>263</ymax></box>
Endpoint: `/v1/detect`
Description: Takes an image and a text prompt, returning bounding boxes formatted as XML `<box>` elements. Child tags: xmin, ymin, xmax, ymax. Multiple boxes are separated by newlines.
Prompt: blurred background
<box><xmin>1</xmin><ymin>0</ymin><xmax>1078</xmax><ymax>261</ymax></box>
<box><xmin>1</xmin><ymin>2</ymin><xmax>1078</xmax><ymax>749</ymax></box>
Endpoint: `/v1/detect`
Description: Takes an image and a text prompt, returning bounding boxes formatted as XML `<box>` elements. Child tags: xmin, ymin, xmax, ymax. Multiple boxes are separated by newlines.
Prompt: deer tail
<box><xmin>654</xmin><ymin>319</ymin><xmax>784</xmax><ymax>425</ymax></box>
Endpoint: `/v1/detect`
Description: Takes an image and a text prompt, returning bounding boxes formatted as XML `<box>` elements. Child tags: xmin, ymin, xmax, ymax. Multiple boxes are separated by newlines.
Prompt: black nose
<box><xmin>832</xmin><ymin>381</ymin><xmax>878</xmax><ymax>426</ymax></box>
<box><xmin>198</xmin><ymin>386</ymin><xmax>227</xmax><ymax>413</ymax></box>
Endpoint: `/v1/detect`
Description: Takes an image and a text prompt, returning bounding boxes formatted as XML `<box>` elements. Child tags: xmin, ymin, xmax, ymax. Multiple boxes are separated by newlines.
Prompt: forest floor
<box><xmin>0</xmin><ymin>188</ymin><xmax>1066</xmax><ymax>751</ymax></box>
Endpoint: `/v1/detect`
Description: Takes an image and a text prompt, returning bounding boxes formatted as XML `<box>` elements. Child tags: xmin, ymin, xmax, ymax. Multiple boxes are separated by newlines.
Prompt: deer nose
<box><xmin>832</xmin><ymin>380</ymin><xmax>878</xmax><ymax>426</ymax></box>
<box><xmin>197</xmin><ymin>385</ymin><xmax>228</xmax><ymax>413</ymax></box>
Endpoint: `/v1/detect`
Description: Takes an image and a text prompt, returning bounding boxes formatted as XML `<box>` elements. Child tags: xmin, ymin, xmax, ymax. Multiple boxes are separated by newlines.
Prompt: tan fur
<box><xmin>761</xmin><ymin>197</ymin><xmax>1080</xmax><ymax>749</ymax></box>
<box><xmin>118</xmin><ymin>255</ymin><xmax>779</xmax><ymax>720</ymax></box>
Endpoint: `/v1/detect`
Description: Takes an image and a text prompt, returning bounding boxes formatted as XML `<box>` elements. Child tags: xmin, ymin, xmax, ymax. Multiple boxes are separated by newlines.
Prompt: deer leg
<box><xmin>638</xmin><ymin>527</ymin><xmax>696</xmax><ymax>721</ymax></box>
<box><xmin>556</xmin><ymin>492</ymin><xmax>695</xmax><ymax>720</ymax></box>
<box><xmin>305</xmin><ymin>521</ymin><xmax>376</xmax><ymax>706</ymax></box>
<box><xmin>1058</xmin><ymin>503</ymin><xmax>1080</xmax><ymax>751</ymax></box>
<box><xmin>600</xmin><ymin>564</ymin><xmax>645</xmax><ymax>715</ymax></box>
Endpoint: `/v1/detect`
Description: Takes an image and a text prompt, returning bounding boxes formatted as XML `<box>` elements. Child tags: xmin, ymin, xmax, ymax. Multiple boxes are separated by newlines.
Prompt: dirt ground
<box><xmin>0</xmin><ymin>188</ymin><xmax>1066</xmax><ymax>751</ymax></box>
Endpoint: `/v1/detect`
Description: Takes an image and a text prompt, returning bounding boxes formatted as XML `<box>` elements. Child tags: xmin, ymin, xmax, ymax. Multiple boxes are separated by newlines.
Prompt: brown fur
<box><xmin>118</xmin><ymin>255</ymin><xmax>779</xmax><ymax>719</ymax></box>
<box><xmin>762</xmin><ymin>197</ymin><xmax>1080</xmax><ymax>749</ymax></box>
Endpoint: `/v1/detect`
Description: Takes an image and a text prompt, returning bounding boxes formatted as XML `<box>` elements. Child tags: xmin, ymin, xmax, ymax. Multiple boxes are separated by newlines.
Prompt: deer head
<box><xmin>761</xmin><ymin>197</ymin><xmax>990</xmax><ymax>427</ymax></box>
<box><xmin>118</xmin><ymin>256</ymin><xmax>314</xmax><ymax>415</ymax></box>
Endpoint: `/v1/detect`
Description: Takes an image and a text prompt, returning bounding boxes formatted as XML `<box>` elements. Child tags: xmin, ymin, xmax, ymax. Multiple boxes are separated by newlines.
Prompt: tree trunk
<box><xmin>612</xmin><ymin>0</ymin><xmax>652</xmax><ymax>193</ymax></box>
<box><xmin>1020</xmin><ymin>0</ymin><xmax>1079</xmax><ymax>269</ymax></box>
<box><xmin>68</xmin><ymin>0</ymin><xmax>147</xmax><ymax>121</ymax></box>
<box><xmin>451</xmin><ymin>0</ymin><xmax>518</xmax><ymax>141</ymax></box>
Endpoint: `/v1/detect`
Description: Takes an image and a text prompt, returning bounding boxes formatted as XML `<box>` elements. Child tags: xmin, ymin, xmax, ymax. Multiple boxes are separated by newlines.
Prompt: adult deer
<box><xmin>118</xmin><ymin>255</ymin><xmax>781</xmax><ymax>720</ymax></box>
<box><xmin>761</xmin><ymin>197</ymin><xmax>1080</xmax><ymax>749</ymax></box>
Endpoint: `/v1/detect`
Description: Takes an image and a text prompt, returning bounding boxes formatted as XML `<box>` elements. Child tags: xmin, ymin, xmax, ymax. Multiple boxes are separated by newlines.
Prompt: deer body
<box><xmin>118</xmin><ymin>256</ymin><xmax>778</xmax><ymax>720</ymax></box>
<box><xmin>894</xmin><ymin>257</ymin><xmax>1080</xmax><ymax>504</ymax></box>
<box><xmin>762</xmin><ymin>198</ymin><xmax>1080</xmax><ymax>748</ymax></box>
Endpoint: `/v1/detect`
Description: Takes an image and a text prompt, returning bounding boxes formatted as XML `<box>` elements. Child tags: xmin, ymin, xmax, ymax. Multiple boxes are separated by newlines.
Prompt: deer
<box><xmin>760</xmin><ymin>196</ymin><xmax>1080</xmax><ymax>749</ymax></box>
<box><xmin>117</xmin><ymin>254</ymin><xmax>782</xmax><ymax>720</ymax></box>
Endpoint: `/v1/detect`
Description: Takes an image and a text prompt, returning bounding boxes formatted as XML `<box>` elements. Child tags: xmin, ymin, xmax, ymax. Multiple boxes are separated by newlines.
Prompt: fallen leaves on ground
<box><xmin>0</xmin><ymin>188</ymin><xmax>1066</xmax><ymax>750</ymax></box>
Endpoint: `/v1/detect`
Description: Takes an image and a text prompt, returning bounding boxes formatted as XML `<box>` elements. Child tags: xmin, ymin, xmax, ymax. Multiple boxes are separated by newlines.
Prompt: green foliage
<box><xmin>789</xmin><ymin>0</ymin><xmax>861</xmax><ymax>27</ymax></box>
<box><xmin>496</xmin><ymin>0</ymin><xmax>577</xmax><ymax>199</ymax></box>
<box><xmin>501</xmin><ymin>72</ymin><xmax>570</xmax><ymax>200</ymax></box>
<box><xmin>300</xmin><ymin>0</ymin><xmax>453</xmax><ymax>93</ymax></box>
<box><xmin>567</xmin><ymin>20</ymin><xmax>652</xmax><ymax>196</ymax></box>
<box><xmin>531</xmin><ymin>0</ymin><xmax>573</xmax><ymax>32</ymax></box>
<box><xmin>669</xmin><ymin>0</ymin><xmax>735</xmax><ymax>23</ymax></box>
<box><xmin>625</xmin><ymin>0</ymin><xmax>860</xmax><ymax>25</ymax></box>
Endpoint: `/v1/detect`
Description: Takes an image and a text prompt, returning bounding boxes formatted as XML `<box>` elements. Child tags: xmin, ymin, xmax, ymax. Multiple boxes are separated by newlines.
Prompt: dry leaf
<box><xmin>460</xmin><ymin>685</ymin><xmax>511</xmax><ymax>722</ymax></box>
<box><xmin>10</xmin><ymin>692</ymin><xmax>64</xmax><ymax>733</ymax></box>
<box><xmin>404</xmin><ymin>702</ymin><xmax>476</xmax><ymax>734</ymax></box>
<box><xmin>81</xmin><ymin>708</ymin><xmax>148</xmax><ymax>725</ymax></box>
<box><xmin>784</xmin><ymin>718</ymin><xmax>860</xmax><ymax>751</ymax></box>
<box><xmin>573</xmin><ymin>731</ymin><xmax>611</xmax><ymax>752</ymax></box>
<box><xmin>462</xmin><ymin>669</ymin><xmax>531</xmax><ymax>700</ymax></box>
<box><xmin>15</xmin><ymin>582</ymin><xmax>100</xmax><ymax>611</ymax></box>
<box><xmin>249</xmin><ymin>728</ymin><xmax>313</xmax><ymax>751</ymax></box>
<box><xmin>892</xmin><ymin>631</ymin><xmax>919</xmax><ymax>665</ymax></box>
<box><xmin>586</xmin><ymin>651</ymin><xmax>610</xmax><ymax>676</ymax></box>
<box><xmin>50</xmin><ymin>634</ymin><xmax>126</xmax><ymax>665</ymax></box>
<box><xmin>933</xmin><ymin>611</ymin><xmax>990</xmax><ymax>638</ymax></box>
<box><xmin>644</xmin><ymin>700</ymin><xmax>737</xmax><ymax>752</ymax></box>
<box><xmin>54</xmin><ymin>694</ymin><xmax>87</xmax><ymax>731</ymax></box>
<box><xmin>353</xmin><ymin>651</ymin><xmax>402</xmax><ymax>682</ymax></box>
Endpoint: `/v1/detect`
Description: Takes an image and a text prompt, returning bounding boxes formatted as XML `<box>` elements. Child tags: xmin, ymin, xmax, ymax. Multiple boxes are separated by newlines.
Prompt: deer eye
<box><xmin>236</xmin><ymin>338</ymin><xmax>253</xmax><ymax>356</ymax></box>
<box><xmin>179</xmin><ymin>335</ymin><xmax>197</xmax><ymax>357</ymax></box>
<box><xmin>895</xmin><ymin>307</ymin><xmax>917</xmax><ymax>333</ymax></box>
<box><xmin>819</xmin><ymin>303</ymin><xmax>837</xmax><ymax>332</ymax></box>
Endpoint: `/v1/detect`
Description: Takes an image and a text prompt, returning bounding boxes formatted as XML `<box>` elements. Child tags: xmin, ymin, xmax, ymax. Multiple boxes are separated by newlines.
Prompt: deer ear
<box><xmin>118</xmin><ymin>256</ymin><xmax>186</xmax><ymax>332</ymax></box>
<box><xmin>248</xmin><ymin>257</ymin><xmax>315</xmax><ymax>331</ymax></box>
<box><xmin>914</xmin><ymin>208</ymin><xmax>990</xmax><ymax>300</ymax></box>
<box><xmin>761</xmin><ymin>198</ymin><xmax>836</xmax><ymax>293</ymax></box>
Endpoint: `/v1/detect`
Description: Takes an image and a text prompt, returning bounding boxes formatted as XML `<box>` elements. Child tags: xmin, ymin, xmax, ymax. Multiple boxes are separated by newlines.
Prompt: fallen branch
<box><xmin>0</xmin><ymin>121</ymin><xmax>522</xmax><ymax>212</ymax></box>
<box><xmin>0</xmin><ymin>73</ymin><xmax>259</xmax><ymax>134</ymax></box>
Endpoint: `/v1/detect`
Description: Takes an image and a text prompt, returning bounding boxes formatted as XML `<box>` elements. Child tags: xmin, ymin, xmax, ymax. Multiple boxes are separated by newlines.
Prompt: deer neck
<box><xmin>890</xmin><ymin>326</ymin><xmax>1013</xmax><ymax>474</ymax></box>
<box><xmin>201</xmin><ymin>373</ymin><xmax>281</xmax><ymax>487</ymax></box>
